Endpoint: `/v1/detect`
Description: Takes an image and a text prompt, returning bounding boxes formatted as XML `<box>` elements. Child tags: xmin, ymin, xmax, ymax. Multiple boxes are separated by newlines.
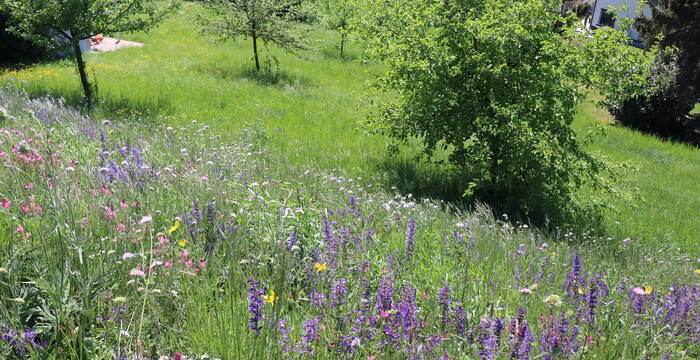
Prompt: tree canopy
<box><xmin>2</xmin><ymin>0</ymin><xmax>174</xmax><ymax>104</ymax></box>
<box><xmin>354</xmin><ymin>0</ymin><xmax>650</xmax><ymax>226</ymax></box>
<box><xmin>196</xmin><ymin>0</ymin><xmax>308</xmax><ymax>71</ymax></box>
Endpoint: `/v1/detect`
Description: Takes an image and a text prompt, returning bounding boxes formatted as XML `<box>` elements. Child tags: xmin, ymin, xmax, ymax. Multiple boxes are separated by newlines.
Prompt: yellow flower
<box><xmin>263</xmin><ymin>289</ymin><xmax>277</xmax><ymax>305</ymax></box>
<box><xmin>168</xmin><ymin>220</ymin><xmax>181</xmax><ymax>234</ymax></box>
<box><xmin>314</xmin><ymin>262</ymin><xmax>328</xmax><ymax>273</ymax></box>
<box><xmin>178</xmin><ymin>239</ymin><xmax>188</xmax><ymax>247</ymax></box>
<box><xmin>13</xmin><ymin>297</ymin><xmax>25</xmax><ymax>304</ymax></box>
<box><xmin>577</xmin><ymin>288</ymin><xmax>586</xmax><ymax>295</ymax></box>
<box><xmin>643</xmin><ymin>285</ymin><xmax>653</xmax><ymax>295</ymax></box>
<box><xmin>113</xmin><ymin>296</ymin><xmax>127</xmax><ymax>303</ymax></box>
<box><xmin>694</xmin><ymin>269</ymin><xmax>700</xmax><ymax>275</ymax></box>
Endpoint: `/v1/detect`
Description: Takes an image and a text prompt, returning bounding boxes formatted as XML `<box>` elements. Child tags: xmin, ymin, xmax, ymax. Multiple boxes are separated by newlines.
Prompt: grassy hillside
<box><xmin>1</xmin><ymin>3</ymin><xmax>698</xmax><ymax>252</ymax></box>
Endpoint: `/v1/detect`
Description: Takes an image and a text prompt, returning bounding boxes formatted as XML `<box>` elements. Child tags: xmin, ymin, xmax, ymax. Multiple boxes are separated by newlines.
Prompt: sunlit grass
<box><xmin>1</xmin><ymin>2</ymin><xmax>698</xmax><ymax>253</ymax></box>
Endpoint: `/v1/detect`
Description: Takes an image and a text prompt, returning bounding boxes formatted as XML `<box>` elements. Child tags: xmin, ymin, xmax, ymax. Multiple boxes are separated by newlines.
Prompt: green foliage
<box><xmin>353</xmin><ymin>0</ymin><xmax>650</xmax><ymax>227</ymax></box>
<box><xmin>0</xmin><ymin>10</ymin><xmax>46</xmax><ymax>64</ymax></box>
<box><xmin>195</xmin><ymin>0</ymin><xmax>309</xmax><ymax>71</ymax></box>
<box><xmin>1</xmin><ymin>0</ymin><xmax>174</xmax><ymax>104</ymax></box>
<box><xmin>316</xmin><ymin>0</ymin><xmax>354</xmax><ymax>57</ymax></box>
<box><xmin>612</xmin><ymin>0</ymin><xmax>700</xmax><ymax>143</ymax></box>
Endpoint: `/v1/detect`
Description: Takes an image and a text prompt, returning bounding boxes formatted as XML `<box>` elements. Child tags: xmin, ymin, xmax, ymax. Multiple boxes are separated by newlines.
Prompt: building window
<box><xmin>599</xmin><ymin>9</ymin><xmax>616</xmax><ymax>27</ymax></box>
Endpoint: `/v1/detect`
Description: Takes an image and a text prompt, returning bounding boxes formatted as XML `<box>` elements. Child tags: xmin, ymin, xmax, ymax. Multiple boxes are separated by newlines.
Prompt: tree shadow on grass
<box><xmin>19</xmin><ymin>84</ymin><xmax>173</xmax><ymax>123</ymax></box>
<box><xmin>190</xmin><ymin>63</ymin><xmax>314</xmax><ymax>88</ymax></box>
<box><xmin>373</xmin><ymin>154</ymin><xmax>607</xmax><ymax>238</ymax></box>
<box><xmin>320</xmin><ymin>47</ymin><xmax>360</xmax><ymax>62</ymax></box>
<box><xmin>372</xmin><ymin>155</ymin><xmax>468</xmax><ymax>207</ymax></box>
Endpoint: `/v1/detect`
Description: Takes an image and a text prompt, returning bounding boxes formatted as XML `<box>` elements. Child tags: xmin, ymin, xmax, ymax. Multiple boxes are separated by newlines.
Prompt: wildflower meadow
<box><xmin>0</xmin><ymin>84</ymin><xmax>699</xmax><ymax>359</ymax></box>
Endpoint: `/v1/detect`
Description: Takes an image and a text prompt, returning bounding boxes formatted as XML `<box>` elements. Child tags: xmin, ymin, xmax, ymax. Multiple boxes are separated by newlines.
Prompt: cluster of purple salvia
<box><xmin>322</xmin><ymin>215</ymin><xmax>339</xmax><ymax>262</ymax></box>
<box><xmin>97</xmin><ymin>304</ymin><xmax>128</xmax><ymax>324</ymax></box>
<box><xmin>294</xmin><ymin>317</ymin><xmax>320</xmax><ymax>354</ymax></box>
<box><xmin>278</xmin><ymin>320</ymin><xmax>292</xmax><ymax>354</ymax></box>
<box><xmin>661</xmin><ymin>284</ymin><xmax>699</xmax><ymax>341</ymax></box>
<box><xmin>479</xmin><ymin>316</ymin><xmax>504</xmax><ymax>359</ymax></box>
<box><xmin>331</xmin><ymin>278</ymin><xmax>348</xmax><ymax>309</ymax></box>
<box><xmin>0</xmin><ymin>324</ymin><xmax>46</xmax><ymax>356</ymax></box>
<box><xmin>509</xmin><ymin>308</ymin><xmax>535</xmax><ymax>360</ymax></box>
<box><xmin>247</xmin><ymin>279</ymin><xmax>264</xmax><ymax>336</ymax></box>
<box><xmin>377</xmin><ymin>276</ymin><xmax>394</xmax><ymax>314</ymax></box>
<box><xmin>564</xmin><ymin>253</ymin><xmax>585</xmax><ymax>300</ymax></box>
<box><xmin>97</xmin><ymin>136</ymin><xmax>156</xmax><ymax>187</ymax></box>
<box><xmin>539</xmin><ymin>313</ymin><xmax>581</xmax><ymax>360</ymax></box>
<box><xmin>438</xmin><ymin>285</ymin><xmax>452</xmax><ymax>329</ymax></box>
<box><xmin>405</xmin><ymin>217</ymin><xmax>416</xmax><ymax>261</ymax></box>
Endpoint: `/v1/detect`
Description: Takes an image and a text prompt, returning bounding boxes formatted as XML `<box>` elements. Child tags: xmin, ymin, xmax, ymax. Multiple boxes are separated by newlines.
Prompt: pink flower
<box><xmin>180</xmin><ymin>250</ymin><xmax>189</xmax><ymax>259</ymax></box>
<box><xmin>158</xmin><ymin>236</ymin><xmax>170</xmax><ymax>245</ymax></box>
<box><xmin>81</xmin><ymin>217</ymin><xmax>90</xmax><ymax>226</ymax></box>
<box><xmin>16</xmin><ymin>225</ymin><xmax>25</xmax><ymax>234</ymax></box>
<box><xmin>101</xmin><ymin>185</ymin><xmax>112</xmax><ymax>195</ymax></box>
<box><xmin>379</xmin><ymin>311</ymin><xmax>390</xmax><ymax>319</ymax></box>
<box><xmin>520</xmin><ymin>288</ymin><xmax>533</xmax><ymax>294</ymax></box>
<box><xmin>170</xmin><ymin>290</ymin><xmax>179</xmax><ymax>297</ymax></box>
<box><xmin>103</xmin><ymin>206</ymin><xmax>117</xmax><ymax>220</ymax></box>
<box><xmin>119</xmin><ymin>200</ymin><xmax>129</xmax><ymax>208</ymax></box>
<box><xmin>165</xmin><ymin>260</ymin><xmax>173</xmax><ymax>269</ymax></box>
<box><xmin>116</xmin><ymin>223</ymin><xmax>127</xmax><ymax>231</ymax></box>
<box><xmin>198</xmin><ymin>175</ymin><xmax>208</xmax><ymax>182</ymax></box>
<box><xmin>1</xmin><ymin>199</ymin><xmax>10</xmax><ymax>209</ymax></box>
<box><xmin>24</xmin><ymin>182</ymin><xmax>34</xmax><ymax>190</ymax></box>
<box><xmin>126</xmin><ymin>279</ymin><xmax>136</xmax><ymax>285</ymax></box>
<box><xmin>20</xmin><ymin>202</ymin><xmax>30</xmax><ymax>215</ymax></box>
<box><xmin>0</xmin><ymin>151</ymin><xmax>7</xmax><ymax>159</ymax></box>
<box><xmin>631</xmin><ymin>287</ymin><xmax>646</xmax><ymax>296</ymax></box>
<box><xmin>199</xmin><ymin>259</ymin><xmax>207</xmax><ymax>270</ymax></box>
<box><xmin>32</xmin><ymin>204</ymin><xmax>42</xmax><ymax>215</ymax></box>
<box><xmin>139</xmin><ymin>215</ymin><xmax>153</xmax><ymax>225</ymax></box>
<box><xmin>540</xmin><ymin>243</ymin><xmax>548</xmax><ymax>250</ymax></box>
<box><xmin>122</xmin><ymin>252</ymin><xmax>135</xmax><ymax>259</ymax></box>
<box><xmin>129</xmin><ymin>269</ymin><xmax>145</xmax><ymax>278</ymax></box>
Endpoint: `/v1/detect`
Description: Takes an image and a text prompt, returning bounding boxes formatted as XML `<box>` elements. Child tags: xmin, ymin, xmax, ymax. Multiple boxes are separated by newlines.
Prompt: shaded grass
<box><xmin>0</xmin><ymin>2</ymin><xmax>698</xmax><ymax>253</ymax></box>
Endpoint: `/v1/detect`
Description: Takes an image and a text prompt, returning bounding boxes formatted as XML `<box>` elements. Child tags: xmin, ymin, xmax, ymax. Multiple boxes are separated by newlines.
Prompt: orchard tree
<box><xmin>354</xmin><ymin>0</ymin><xmax>651</xmax><ymax>226</ymax></box>
<box><xmin>317</xmin><ymin>0</ymin><xmax>354</xmax><ymax>57</ymax></box>
<box><xmin>2</xmin><ymin>0</ymin><xmax>174</xmax><ymax>106</ymax></box>
<box><xmin>196</xmin><ymin>0</ymin><xmax>308</xmax><ymax>71</ymax></box>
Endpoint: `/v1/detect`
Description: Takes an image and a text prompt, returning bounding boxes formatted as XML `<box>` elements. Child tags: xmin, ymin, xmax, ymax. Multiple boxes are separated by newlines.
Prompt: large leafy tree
<box><xmin>354</xmin><ymin>0</ymin><xmax>650</xmax><ymax>225</ymax></box>
<box><xmin>611</xmin><ymin>0</ymin><xmax>700</xmax><ymax>141</ymax></box>
<box><xmin>196</xmin><ymin>0</ymin><xmax>307</xmax><ymax>71</ymax></box>
<box><xmin>2</xmin><ymin>0</ymin><xmax>173</xmax><ymax>106</ymax></box>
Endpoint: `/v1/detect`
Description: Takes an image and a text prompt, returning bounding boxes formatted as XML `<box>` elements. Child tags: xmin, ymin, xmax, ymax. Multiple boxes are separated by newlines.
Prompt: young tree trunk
<box><xmin>71</xmin><ymin>40</ymin><xmax>93</xmax><ymax>106</ymax></box>
<box><xmin>340</xmin><ymin>32</ymin><xmax>346</xmax><ymax>58</ymax></box>
<box><xmin>252</xmin><ymin>35</ymin><xmax>260</xmax><ymax>71</ymax></box>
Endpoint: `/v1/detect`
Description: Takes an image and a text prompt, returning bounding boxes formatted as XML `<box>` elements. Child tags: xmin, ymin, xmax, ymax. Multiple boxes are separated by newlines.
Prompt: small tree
<box><xmin>196</xmin><ymin>0</ymin><xmax>308</xmax><ymax>71</ymax></box>
<box><xmin>2</xmin><ymin>0</ymin><xmax>174</xmax><ymax>106</ymax></box>
<box><xmin>354</xmin><ymin>0</ymin><xmax>650</xmax><ymax>226</ymax></box>
<box><xmin>317</xmin><ymin>0</ymin><xmax>354</xmax><ymax>58</ymax></box>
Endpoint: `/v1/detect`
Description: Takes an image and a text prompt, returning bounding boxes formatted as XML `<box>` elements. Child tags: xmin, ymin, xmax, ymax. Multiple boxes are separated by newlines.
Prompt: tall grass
<box><xmin>1</xmin><ymin>3</ymin><xmax>697</xmax><ymax>254</ymax></box>
<box><xmin>1</xmin><ymin>84</ymin><xmax>699</xmax><ymax>359</ymax></box>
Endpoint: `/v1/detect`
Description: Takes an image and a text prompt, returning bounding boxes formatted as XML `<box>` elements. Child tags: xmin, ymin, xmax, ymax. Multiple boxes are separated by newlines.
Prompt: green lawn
<box><xmin>2</xmin><ymin>3</ymin><xmax>698</xmax><ymax>252</ymax></box>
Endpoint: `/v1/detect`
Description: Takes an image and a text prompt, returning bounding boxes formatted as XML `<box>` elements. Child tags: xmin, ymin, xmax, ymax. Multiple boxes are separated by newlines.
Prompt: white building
<box><xmin>587</xmin><ymin>0</ymin><xmax>653</xmax><ymax>42</ymax></box>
